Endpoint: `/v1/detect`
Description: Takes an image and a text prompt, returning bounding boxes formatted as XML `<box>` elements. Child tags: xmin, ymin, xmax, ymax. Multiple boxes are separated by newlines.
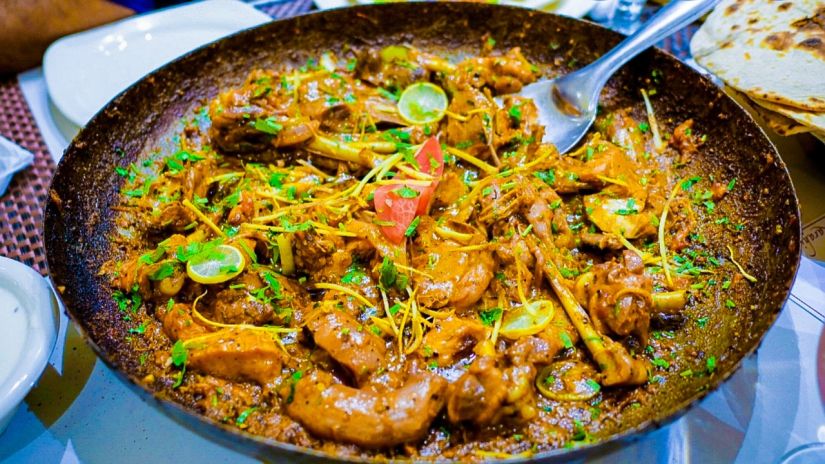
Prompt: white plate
<box><xmin>314</xmin><ymin>0</ymin><xmax>596</xmax><ymax>18</ymax></box>
<box><xmin>43</xmin><ymin>0</ymin><xmax>271</xmax><ymax>127</ymax></box>
<box><xmin>0</xmin><ymin>257</ymin><xmax>58</xmax><ymax>434</ymax></box>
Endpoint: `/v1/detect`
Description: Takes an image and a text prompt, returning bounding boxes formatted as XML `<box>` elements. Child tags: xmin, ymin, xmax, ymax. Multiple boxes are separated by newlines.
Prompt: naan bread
<box><xmin>690</xmin><ymin>0</ymin><xmax>825</xmax><ymax>112</ymax></box>
<box><xmin>723</xmin><ymin>86</ymin><xmax>813</xmax><ymax>136</ymax></box>
<box><xmin>751</xmin><ymin>96</ymin><xmax>825</xmax><ymax>133</ymax></box>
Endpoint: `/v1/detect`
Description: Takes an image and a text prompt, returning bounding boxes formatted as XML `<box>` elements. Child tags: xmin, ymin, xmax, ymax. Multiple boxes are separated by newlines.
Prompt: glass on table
<box><xmin>612</xmin><ymin>0</ymin><xmax>647</xmax><ymax>34</ymax></box>
<box><xmin>778</xmin><ymin>443</ymin><xmax>825</xmax><ymax>464</ymax></box>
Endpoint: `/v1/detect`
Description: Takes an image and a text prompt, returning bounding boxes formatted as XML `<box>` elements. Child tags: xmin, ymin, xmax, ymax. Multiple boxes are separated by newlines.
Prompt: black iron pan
<box><xmin>44</xmin><ymin>3</ymin><xmax>801</xmax><ymax>461</ymax></box>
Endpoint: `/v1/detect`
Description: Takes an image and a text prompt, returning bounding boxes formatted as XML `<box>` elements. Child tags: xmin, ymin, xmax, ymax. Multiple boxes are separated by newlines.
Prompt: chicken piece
<box><xmin>347</xmin><ymin>219</ymin><xmax>408</xmax><ymax>266</ymax></box>
<box><xmin>226</xmin><ymin>192</ymin><xmax>255</xmax><ymax>226</ymax></box>
<box><xmin>355</xmin><ymin>47</ymin><xmax>430</xmax><ymax>89</ymax></box>
<box><xmin>445</xmin><ymin>356</ymin><xmax>507</xmax><ymax>425</ymax></box>
<box><xmin>308</xmin><ymin>311</ymin><xmax>387</xmax><ymax>385</ymax></box>
<box><xmin>147</xmin><ymin>202</ymin><xmax>196</xmax><ymax>233</ymax></box>
<box><xmin>493</xmin><ymin>96</ymin><xmax>544</xmax><ymax>149</ymax></box>
<box><xmin>531</xmin><ymin>240</ymin><xmax>648</xmax><ymax>386</ymax></box>
<box><xmin>671</xmin><ymin>119</ymin><xmax>698</xmax><ymax>158</ymax></box>
<box><xmin>584</xmin><ymin>194</ymin><xmax>657</xmax><ymax>239</ymax></box>
<box><xmin>292</xmin><ymin>230</ymin><xmax>351</xmax><ymax>280</ymax></box>
<box><xmin>211</xmin><ymin>270</ymin><xmax>302</xmax><ymax>326</ymax></box>
<box><xmin>431</xmin><ymin>171</ymin><xmax>468</xmax><ymax>210</ymax></box>
<box><xmin>584</xmin><ymin>250</ymin><xmax>653</xmax><ymax>345</ymax></box>
<box><xmin>506</xmin><ymin>332</ymin><xmax>565</xmax><ymax>367</ymax></box>
<box><xmin>186</xmin><ymin>328</ymin><xmax>285</xmax><ymax>386</ymax></box>
<box><xmin>420</xmin><ymin>316</ymin><xmax>486</xmax><ymax>365</ymax></box>
<box><xmin>161</xmin><ymin>303</ymin><xmax>209</xmax><ymax>341</ymax></box>
<box><xmin>580</xmin><ymin>232</ymin><xmax>624</xmax><ymax>250</ymax></box>
<box><xmin>410</xmin><ymin>217</ymin><xmax>495</xmax><ymax>309</ymax></box>
<box><xmin>447</xmin><ymin>47</ymin><xmax>537</xmax><ymax>94</ymax></box>
<box><xmin>208</xmin><ymin>81</ymin><xmax>318</xmax><ymax>154</ymax></box>
<box><xmin>600</xmin><ymin>110</ymin><xmax>647</xmax><ymax>161</ymax></box>
<box><xmin>444</xmin><ymin>87</ymin><xmax>494</xmax><ymax>153</ymax></box>
<box><xmin>286</xmin><ymin>370</ymin><xmax>447</xmax><ymax>448</ymax></box>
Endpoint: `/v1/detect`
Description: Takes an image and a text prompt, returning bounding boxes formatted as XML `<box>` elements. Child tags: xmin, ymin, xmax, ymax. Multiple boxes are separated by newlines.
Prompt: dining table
<box><xmin>1</xmin><ymin>1</ymin><xmax>825</xmax><ymax>463</ymax></box>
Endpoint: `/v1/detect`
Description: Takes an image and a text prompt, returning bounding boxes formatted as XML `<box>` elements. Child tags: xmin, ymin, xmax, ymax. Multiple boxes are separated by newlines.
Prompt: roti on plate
<box><xmin>690</xmin><ymin>0</ymin><xmax>825</xmax><ymax>112</ymax></box>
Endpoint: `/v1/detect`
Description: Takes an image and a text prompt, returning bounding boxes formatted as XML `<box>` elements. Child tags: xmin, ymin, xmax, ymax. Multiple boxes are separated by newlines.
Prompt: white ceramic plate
<box><xmin>43</xmin><ymin>0</ymin><xmax>271</xmax><ymax>127</ymax></box>
<box><xmin>314</xmin><ymin>0</ymin><xmax>596</xmax><ymax>17</ymax></box>
<box><xmin>0</xmin><ymin>257</ymin><xmax>58</xmax><ymax>434</ymax></box>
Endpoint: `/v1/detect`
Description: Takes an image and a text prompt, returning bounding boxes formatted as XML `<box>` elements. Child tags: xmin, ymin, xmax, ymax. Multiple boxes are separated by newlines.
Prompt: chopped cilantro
<box><xmin>404</xmin><ymin>216</ymin><xmax>421</xmax><ymax>237</ymax></box>
<box><xmin>148</xmin><ymin>262</ymin><xmax>175</xmax><ymax>281</ymax></box>
<box><xmin>534</xmin><ymin>169</ymin><xmax>556</xmax><ymax>186</ymax></box>
<box><xmin>236</xmin><ymin>407</ymin><xmax>257</xmax><ymax>426</ymax></box>
<box><xmin>252</xmin><ymin>116</ymin><xmax>283</xmax><ymax>135</ymax></box>
<box><xmin>479</xmin><ymin>308</ymin><xmax>502</xmax><ymax>326</ymax></box>
<box><xmin>508</xmin><ymin>104</ymin><xmax>522</xmax><ymax>125</ymax></box>
<box><xmin>394</xmin><ymin>186</ymin><xmax>419</xmax><ymax>199</ymax></box>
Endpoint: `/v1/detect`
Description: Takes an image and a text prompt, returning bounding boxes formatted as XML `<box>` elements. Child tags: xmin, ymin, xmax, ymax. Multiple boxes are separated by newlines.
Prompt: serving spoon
<box><xmin>508</xmin><ymin>0</ymin><xmax>720</xmax><ymax>154</ymax></box>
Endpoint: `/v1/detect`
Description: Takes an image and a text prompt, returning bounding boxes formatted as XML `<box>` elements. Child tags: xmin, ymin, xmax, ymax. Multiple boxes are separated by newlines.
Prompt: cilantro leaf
<box><xmin>534</xmin><ymin>169</ymin><xmax>556</xmax><ymax>186</ymax></box>
<box><xmin>394</xmin><ymin>186</ymin><xmax>419</xmax><ymax>199</ymax></box>
<box><xmin>479</xmin><ymin>308</ymin><xmax>502</xmax><ymax>326</ymax></box>
<box><xmin>252</xmin><ymin>116</ymin><xmax>283</xmax><ymax>135</ymax></box>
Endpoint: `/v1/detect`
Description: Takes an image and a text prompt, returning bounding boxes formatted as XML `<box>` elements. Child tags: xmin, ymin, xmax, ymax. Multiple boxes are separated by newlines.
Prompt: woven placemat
<box><xmin>0</xmin><ymin>1</ymin><xmax>693</xmax><ymax>277</ymax></box>
<box><xmin>0</xmin><ymin>77</ymin><xmax>55</xmax><ymax>275</ymax></box>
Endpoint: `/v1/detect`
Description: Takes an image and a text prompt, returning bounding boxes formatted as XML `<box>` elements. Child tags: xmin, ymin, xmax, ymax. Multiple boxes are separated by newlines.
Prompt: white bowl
<box><xmin>43</xmin><ymin>0</ymin><xmax>272</xmax><ymax>127</ymax></box>
<box><xmin>0</xmin><ymin>257</ymin><xmax>59</xmax><ymax>434</ymax></box>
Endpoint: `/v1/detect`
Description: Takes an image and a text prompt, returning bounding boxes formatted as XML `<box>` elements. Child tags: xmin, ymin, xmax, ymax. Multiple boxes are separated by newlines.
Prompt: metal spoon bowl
<box><xmin>502</xmin><ymin>0</ymin><xmax>720</xmax><ymax>154</ymax></box>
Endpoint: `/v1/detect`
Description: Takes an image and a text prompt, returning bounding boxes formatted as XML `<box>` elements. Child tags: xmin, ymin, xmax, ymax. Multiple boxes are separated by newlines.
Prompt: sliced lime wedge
<box><xmin>397</xmin><ymin>82</ymin><xmax>448</xmax><ymax>125</ymax></box>
<box><xmin>186</xmin><ymin>244</ymin><xmax>245</xmax><ymax>284</ymax></box>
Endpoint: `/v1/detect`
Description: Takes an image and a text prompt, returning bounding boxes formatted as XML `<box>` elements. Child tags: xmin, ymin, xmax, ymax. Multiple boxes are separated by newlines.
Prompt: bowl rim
<box><xmin>0</xmin><ymin>257</ymin><xmax>59</xmax><ymax>428</ymax></box>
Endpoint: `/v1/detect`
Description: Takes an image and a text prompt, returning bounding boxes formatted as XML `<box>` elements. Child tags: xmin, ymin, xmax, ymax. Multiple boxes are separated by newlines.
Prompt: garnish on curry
<box><xmin>104</xmin><ymin>39</ymin><xmax>751</xmax><ymax>459</ymax></box>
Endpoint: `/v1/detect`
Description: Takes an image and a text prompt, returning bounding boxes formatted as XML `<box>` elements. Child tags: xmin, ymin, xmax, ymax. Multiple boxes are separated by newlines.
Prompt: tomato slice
<box><xmin>373</xmin><ymin>137</ymin><xmax>445</xmax><ymax>243</ymax></box>
<box><xmin>412</xmin><ymin>137</ymin><xmax>443</xmax><ymax>215</ymax></box>
<box><xmin>415</xmin><ymin>137</ymin><xmax>444</xmax><ymax>178</ymax></box>
<box><xmin>373</xmin><ymin>184</ymin><xmax>424</xmax><ymax>244</ymax></box>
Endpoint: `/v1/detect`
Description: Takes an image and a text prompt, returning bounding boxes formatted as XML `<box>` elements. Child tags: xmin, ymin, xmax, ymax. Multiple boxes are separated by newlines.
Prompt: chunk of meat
<box><xmin>308</xmin><ymin>311</ymin><xmax>387</xmax><ymax>385</ymax></box>
<box><xmin>160</xmin><ymin>303</ymin><xmax>209</xmax><ymax>341</ymax></box>
<box><xmin>355</xmin><ymin>47</ymin><xmax>430</xmax><ymax>89</ymax></box>
<box><xmin>580</xmin><ymin>232</ymin><xmax>624</xmax><ymax>250</ymax></box>
<box><xmin>600</xmin><ymin>110</ymin><xmax>647</xmax><ymax>161</ymax></box>
<box><xmin>584</xmin><ymin>250</ymin><xmax>653</xmax><ymax>344</ymax></box>
<box><xmin>506</xmin><ymin>333</ymin><xmax>565</xmax><ymax>367</ymax></box>
<box><xmin>210</xmin><ymin>270</ymin><xmax>303</xmax><ymax>326</ymax></box>
<box><xmin>147</xmin><ymin>202</ymin><xmax>196</xmax><ymax>233</ymax></box>
<box><xmin>444</xmin><ymin>88</ymin><xmax>493</xmax><ymax>151</ymax></box>
<box><xmin>286</xmin><ymin>370</ymin><xmax>447</xmax><ymax>448</ymax></box>
<box><xmin>446</xmin><ymin>47</ymin><xmax>537</xmax><ymax>94</ymax></box>
<box><xmin>226</xmin><ymin>192</ymin><xmax>255</xmax><ymax>226</ymax></box>
<box><xmin>292</xmin><ymin>231</ymin><xmax>352</xmax><ymax>280</ymax></box>
<box><xmin>421</xmin><ymin>316</ymin><xmax>486</xmax><ymax>365</ymax></box>
<box><xmin>207</xmin><ymin>80</ymin><xmax>319</xmax><ymax>154</ymax></box>
<box><xmin>347</xmin><ymin>219</ymin><xmax>407</xmax><ymax>266</ymax></box>
<box><xmin>186</xmin><ymin>328</ymin><xmax>285</xmax><ymax>386</ymax></box>
<box><xmin>671</xmin><ymin>119</ymin><xmax>698</xmax><ymax>158</ymax></box>
<box><xmin>493</xmin><ymin>96</ymin><xmax>544</xmax><ymax>149</ymax></box>
<box><xmin>584</xmin><ymin>194</ymin><xmax>657</xmax><ymax>239</ymax></box>
<box><xmin>445</xmin><ymin>356</ymin><xmax>507</xmax><ymax>425</ymax></box>
<box><xmin>411</xmin><ymin>217</ymin><xmax>495</xmax><ymax>309</ymax></box>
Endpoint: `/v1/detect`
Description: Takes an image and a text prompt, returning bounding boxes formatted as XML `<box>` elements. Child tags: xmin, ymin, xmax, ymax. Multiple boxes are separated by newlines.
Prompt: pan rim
<box><xmin>44</xmin><ymin>3</ymin><xmax>803</xmax><ymax>462</ymax></box>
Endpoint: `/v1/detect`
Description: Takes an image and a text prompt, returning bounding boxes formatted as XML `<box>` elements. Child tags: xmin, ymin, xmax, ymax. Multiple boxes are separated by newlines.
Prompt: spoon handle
<box><xmin>582</xmin><ymin>0</ymin><xmax>720</xmax><ymax>91</ymax></box>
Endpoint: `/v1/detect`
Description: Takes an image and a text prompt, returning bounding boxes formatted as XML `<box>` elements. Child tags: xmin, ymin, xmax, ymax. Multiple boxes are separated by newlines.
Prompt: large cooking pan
<box><xmin>44</xmin><ymin>3</ymin><xmax>801</xmax><ymax>461</ymax></box>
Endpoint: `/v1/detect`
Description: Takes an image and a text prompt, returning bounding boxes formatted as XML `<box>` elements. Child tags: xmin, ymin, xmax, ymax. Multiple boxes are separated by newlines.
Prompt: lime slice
<box><xmin>397</xmin><ymin>82</ymin><xmax>448</xmax><ymax>125</ymax></box>
<box><xmin>499</xmin><ymin>300</ymin><xmax>555</xmax><ymax>339</ymax></box>
<box><xmin>186</xmin><ymin>244</ymin><xmax>245</xmax><ymax>284</ymax></box>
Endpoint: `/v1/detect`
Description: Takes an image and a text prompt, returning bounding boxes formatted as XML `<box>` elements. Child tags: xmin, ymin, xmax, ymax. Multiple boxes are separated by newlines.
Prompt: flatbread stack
<box><xmin>690</xmin><ymin>0</ymin><xmax>825</xmax><ymax>140</ymax></box>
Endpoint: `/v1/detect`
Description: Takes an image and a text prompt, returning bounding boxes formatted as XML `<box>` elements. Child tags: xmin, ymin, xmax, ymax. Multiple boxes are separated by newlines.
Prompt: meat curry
<box><xmin>103</xmin><ymin>40</ymin><xmax>753</xmax><ymax>460</ymax></box>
